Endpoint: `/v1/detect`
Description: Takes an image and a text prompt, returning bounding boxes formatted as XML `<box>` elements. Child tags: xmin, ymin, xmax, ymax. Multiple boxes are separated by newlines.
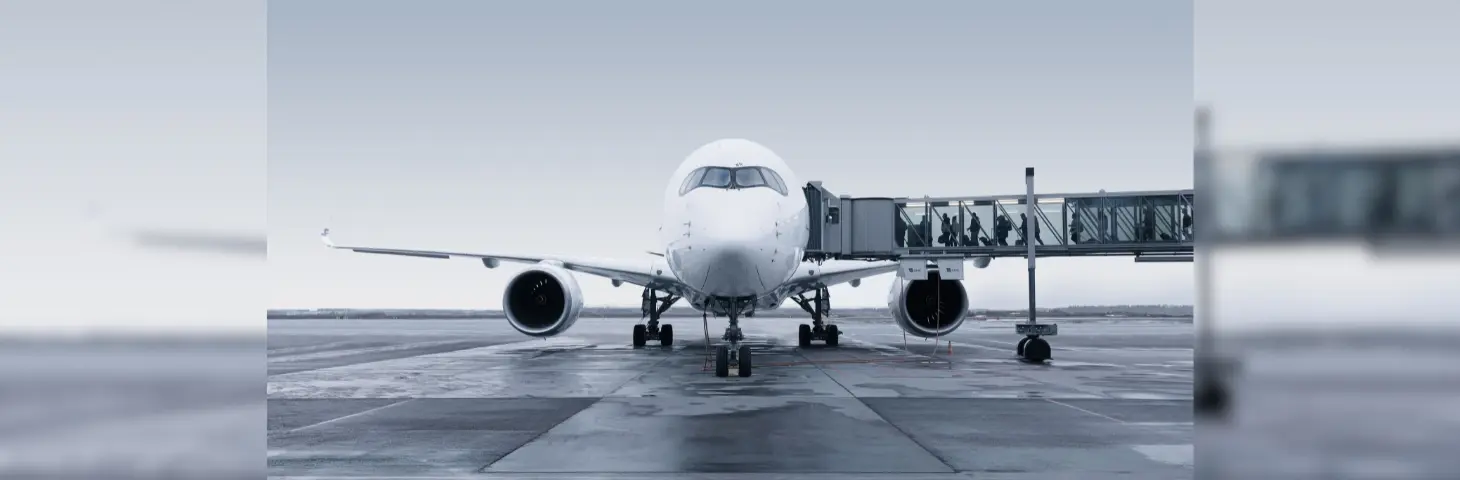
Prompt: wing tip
<box><xmin>320</xmin><ymin>228</ymin><xmax>336</xmax><ymax>248</ymax></box>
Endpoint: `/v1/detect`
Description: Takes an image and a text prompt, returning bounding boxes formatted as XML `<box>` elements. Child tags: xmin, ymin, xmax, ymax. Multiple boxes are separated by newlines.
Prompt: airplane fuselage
<box><xmin>658</xmin><ymin>139</ymin><xmax>811</xmax><ymax>314</ymax></box>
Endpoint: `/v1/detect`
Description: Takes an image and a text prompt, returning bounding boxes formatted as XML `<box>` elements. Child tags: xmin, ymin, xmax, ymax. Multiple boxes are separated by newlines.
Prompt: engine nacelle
<box><xmin>502</xmin><ymin>263</ymin><xmax>584</xmax><ymax>337</ymax></box>
<box><xmin>887</xmin><ymin>273</ymin><xmax>970</xmax><ymax>338</ymax></box>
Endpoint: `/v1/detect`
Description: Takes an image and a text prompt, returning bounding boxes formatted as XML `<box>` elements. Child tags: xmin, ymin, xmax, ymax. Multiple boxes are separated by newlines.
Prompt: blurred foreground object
<box><xmin>1194</xmin><ymin>105</ymin><xmax>1460</xmax><ymax>420</ymax></box>
<box><xmin>128</xmin><ymin>229</ymin><xmax>266</xmax><ymax>259</ymax></box>
<box><xmin>1193</xmin><ymin>106</ymin><xmax>1234</xmax><ymax>420</ymax></box>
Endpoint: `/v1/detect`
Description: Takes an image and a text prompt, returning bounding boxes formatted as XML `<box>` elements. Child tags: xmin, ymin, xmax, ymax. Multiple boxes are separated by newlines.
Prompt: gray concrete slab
<box><xmin>268</xmin><ymin>316</ymin><xmax>1194</xmax><ymax>478</ymax></box>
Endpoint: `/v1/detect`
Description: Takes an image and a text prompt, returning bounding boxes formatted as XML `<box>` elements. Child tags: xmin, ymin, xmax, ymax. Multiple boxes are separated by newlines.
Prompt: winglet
<box><xmin>320</xmin><ymin>228</ymin><xmax>336</xmax><ymax>248</ymax></box>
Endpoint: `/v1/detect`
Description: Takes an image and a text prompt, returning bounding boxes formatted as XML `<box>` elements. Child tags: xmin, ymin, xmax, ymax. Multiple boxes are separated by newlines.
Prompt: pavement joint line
<box><xmin>1043</xmin><ymin>398</ymin><xmax>1128</xmax><ymax>424</ymax></box>
<box><xmin>284</xmin><ymin>399</ymin><xmax>415</xmax><ymax>434</ymax></box>
<box><xmin>798</xmin><ymin>336</ymin><xmax>959</xmax><ymax>474</ymax></box>
<box><xmin>479</xmin><ymin>340</ymin><xmax>679</xmax><ymax>474</ymax></box>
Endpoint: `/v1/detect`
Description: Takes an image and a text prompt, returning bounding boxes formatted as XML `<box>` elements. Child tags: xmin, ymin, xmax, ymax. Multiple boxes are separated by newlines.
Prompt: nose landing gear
<box><xmin>707</xmin><ymin>297</ymin><xmax>753</xmax><ymax>377</ymax></box>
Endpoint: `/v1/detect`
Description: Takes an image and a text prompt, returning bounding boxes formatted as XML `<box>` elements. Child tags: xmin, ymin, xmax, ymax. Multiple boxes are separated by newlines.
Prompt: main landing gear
<box><xmin>710</xmin><ymin>298</ymin><xmax>753</xmax><ymax>378</ymax></box>
<box><xmin>793</xmin><ymin>287</ymin><xmax>839</xmax><ymax>348</ymax></box>
<box><xmin>633</xmin><ymin>288</ymin><xmax>679</xmax><ymax>347</ymax></box>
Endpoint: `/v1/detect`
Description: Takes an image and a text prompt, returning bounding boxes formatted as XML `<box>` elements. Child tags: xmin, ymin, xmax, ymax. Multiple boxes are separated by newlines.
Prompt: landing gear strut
<box><xmin>633</xmin><ymin>288</ymin><xmax>678</xmax><ymax>347</ymax></box>
<box><xmin>711</xmin><ymin>298</ymin><xmax>753</xmax><ymax>378</ymax></box>
<box><xmin>793</xmin><ymin>287</ymin><xmax>839</xmax><ymax>348</ymax></box>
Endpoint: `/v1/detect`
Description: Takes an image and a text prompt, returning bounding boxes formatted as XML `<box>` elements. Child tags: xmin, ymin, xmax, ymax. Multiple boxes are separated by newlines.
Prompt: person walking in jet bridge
<box><xmin>953</xmin><ymin>213</ymin><xmax>965</xmax><ymax>246</ymax></box>
<box><xmin>919</xmin><ymin>215</ymin><xmax>932</xmax><ymax>247</ymax></box>
<box><xmin>994</xmin><ymin>214</ymin><xmax>1010</xmax><ymax>246</ymax></box>
<box><xmin>1016</xmin><ymin>213</ymin><xmax>1043</xmax><ymax>246</ymax></box>
<box><xmin>969</xmin><ymin>212</ymin><xmax>984</xmax><ymax>246</ymax></box>
<box><xmin>1071</xmin><ymin>209</ymin><xmax>1085</xmax><ymax>244</ymax></box>
<box><xmin>939</xmin><ymin>213</ymin><xmax>953</xmax><ymax>246</ymax></box>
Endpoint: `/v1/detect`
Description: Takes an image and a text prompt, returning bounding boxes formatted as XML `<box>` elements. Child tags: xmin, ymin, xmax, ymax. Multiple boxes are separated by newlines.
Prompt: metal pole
<box><xmin>1194</xmin><ymin>107</ymin><xmax>1215</xmax><ymax>355</ymax></box>
<box><xmin>1025</xmin><ymin>167</ymin><xmax>1037</xmax><ymax>325</ymax></box>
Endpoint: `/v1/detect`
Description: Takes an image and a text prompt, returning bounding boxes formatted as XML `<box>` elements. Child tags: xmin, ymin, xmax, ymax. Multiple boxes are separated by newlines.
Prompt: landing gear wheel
<box><xmin>633</xmin><ymin>324</ymin><xmax>647</xmax><ymax>347</ymax></box>
<box><xmin>660</xmin><ymin>324</ymin><xmax>673</xmax><ymax>346</ymax></box>
<box><xmin>798</xmin><ymin>324</ymin><xmax>812</xmax><ymax>347</ymax></box>
<box><xmin>1016</xmin><ymin>336</ymin><xmax>1031</xmax><ymax>357</ymax></box>
<box><xmin>714</xmin><ymin>345</ymin><xmax>730</xmax><ymax>377</ymax></box>
<box><xmin>825</xmin><ymin>325</ymin><xmax>840</xmax><ymax>347</ymax></box>
<box><xmin>1022</xmin><ymin>337</ymin><xmax>1051</xmax><ymax>362</ymax></box>
<box><xmin>737</xmin><ymin>345</ymin><xmax>753</xmax><ymax>377</ymax></box>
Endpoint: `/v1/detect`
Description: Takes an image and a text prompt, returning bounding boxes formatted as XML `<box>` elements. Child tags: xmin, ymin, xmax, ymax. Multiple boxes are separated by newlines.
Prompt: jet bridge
<box><xmin>803</xmin><ymin>182</ymin><xmax>1195</xmax><ymax>263</ymax></box>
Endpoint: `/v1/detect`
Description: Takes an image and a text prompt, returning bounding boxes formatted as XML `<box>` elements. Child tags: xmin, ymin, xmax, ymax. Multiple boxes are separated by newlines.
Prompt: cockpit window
<box><xmin>734</xmin><ymin>167</ymin><xmax>766</xmax><ymax>187</ymax></box>
<box><xmin>700</xmin><ymin>167</ymin><xmax>733</xmax><ymax>187</ymax></box>
<box><xmin>679</xmin><ymin>166</ymin><xmax>790</xmax><ymax>196</ymax></box>
<box><xmin>758</xmin><ymin>167</ymin><xmax>788</xmax><ymax>195</ymax></box>
<box><xmin>678</xmin><ymin>168</ymin><xmax>707</xmax><ymax>195</ymax></box>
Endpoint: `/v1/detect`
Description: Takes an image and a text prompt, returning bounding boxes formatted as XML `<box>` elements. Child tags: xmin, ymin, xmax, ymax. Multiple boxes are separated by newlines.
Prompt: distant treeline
<box><xmin>268</xmin><ymin>305</ymin><xmax>1192</xmax><ymax>320</ymax></box>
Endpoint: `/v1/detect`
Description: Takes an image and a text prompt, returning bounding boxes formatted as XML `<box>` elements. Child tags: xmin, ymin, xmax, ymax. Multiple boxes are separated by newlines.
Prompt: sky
<box><xmin>2</xmin><ymin>0</ymin><xmax>1457</xmax><ymax>333</ymax></box>
<box><xmin>1194</xmin><ymin>0</ymin><xmax>1460</xmax><ymax>326</ymax></box>
<box><xmin>1</xmin><ymin>1</ymin><xmax>265</xmax><ymax>333</ymax></box>
<box><xmin>266</xmin><ymin>0</ymin><xmax>1197</xmax><ymax>312</ymax></box>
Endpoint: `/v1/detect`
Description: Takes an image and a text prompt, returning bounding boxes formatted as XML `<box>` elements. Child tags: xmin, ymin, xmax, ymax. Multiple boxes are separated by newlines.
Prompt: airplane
<box><xmin>320</xmin><ymin>138</ymin><xmax>992</xmax><ymax>377</ymax></box>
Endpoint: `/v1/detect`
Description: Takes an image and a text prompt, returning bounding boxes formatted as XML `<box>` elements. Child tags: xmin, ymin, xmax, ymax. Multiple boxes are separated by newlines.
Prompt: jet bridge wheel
<box><xmin>714</xmin><ymin>345</ymin><xmax>730</xmax><ymax>377</ymax></box>
<box><xmin>1021</xmin><ymin>336</ymin><xmax>1051</xmax><ymax>362</ymax></box>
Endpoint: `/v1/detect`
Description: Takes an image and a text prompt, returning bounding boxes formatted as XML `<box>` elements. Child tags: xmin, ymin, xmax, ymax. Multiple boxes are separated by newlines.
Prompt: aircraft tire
<box><xmin>737</xmin><ymin>345</ymin><xmax>752</xmax><ymax>377</ymax></box>
<box><xmin>715</xmin><ymin>345</ymin><xmax>730</xmax><ymax>377</ymax></box>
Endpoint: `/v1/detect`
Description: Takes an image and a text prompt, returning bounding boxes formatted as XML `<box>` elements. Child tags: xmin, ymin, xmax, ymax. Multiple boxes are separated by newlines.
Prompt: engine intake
<box><xmin>502</xmin><ymin>264</ymin><xmax>583</xmax><ymax>337</ymax></box>
<box><xmin>887</xmin><ymin>272</ymin><xmax>970</xmax><ymax>338</ymax></box>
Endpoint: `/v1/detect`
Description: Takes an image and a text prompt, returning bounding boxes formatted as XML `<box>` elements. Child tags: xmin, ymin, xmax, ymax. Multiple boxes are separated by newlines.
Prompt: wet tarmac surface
<box><xmin>267</xmin><ymin>317</ymin><xmax>1194</xmax><ymax>478</ymax></box>
<box><xmin>0</xmin><ymin>339</ymin><xmax>263</xmax><ymax>479</ymax></box>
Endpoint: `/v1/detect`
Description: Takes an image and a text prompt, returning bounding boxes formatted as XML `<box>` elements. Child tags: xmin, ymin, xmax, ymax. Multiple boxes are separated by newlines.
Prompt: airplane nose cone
<box><xmin>695</xmin><ymin>243</ymin><xmax>763</xmax><ymax>297</ymax></box>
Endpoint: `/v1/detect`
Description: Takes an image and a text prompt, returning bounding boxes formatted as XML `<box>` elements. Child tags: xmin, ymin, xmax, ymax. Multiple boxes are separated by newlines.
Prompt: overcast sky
<box><xmin>266</xmin><ymin>0</ymin><xmax>1196</xmax><ymax>313</ymax></box>
<box><xmin>2</xmin><ymin>1</ymin><xmax>1456</xmax><ymax>333</ymax></box>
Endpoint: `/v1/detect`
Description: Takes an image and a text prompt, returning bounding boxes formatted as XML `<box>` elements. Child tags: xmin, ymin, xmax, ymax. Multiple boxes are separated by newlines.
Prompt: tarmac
<box><xmin>267</xmin><ymin>316</ymin><xmax>1194</xmax><ymax>479</ymax></box>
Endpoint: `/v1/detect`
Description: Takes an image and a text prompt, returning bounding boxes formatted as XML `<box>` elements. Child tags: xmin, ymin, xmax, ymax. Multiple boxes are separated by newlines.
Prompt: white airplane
<box><xmin>320</xmin><ymin>138</ymin><xmax>991</xmax><ymax>377</ymax></box>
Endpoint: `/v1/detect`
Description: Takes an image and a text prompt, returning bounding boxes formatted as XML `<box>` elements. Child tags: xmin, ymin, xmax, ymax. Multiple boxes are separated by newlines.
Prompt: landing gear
<box><xmin>793</xmin><ymin>287</ymin><xmax>839</xmax><ymax>347</ymax></box>
<box><xmin>635</xmin><ymin>289</ymin><xmax>679</xmax><ymax>347</ymax></box>
<box><xmin>710</xmin><ymin>298</ymin><xmax>753</xmax><ymax>378</ymax></box>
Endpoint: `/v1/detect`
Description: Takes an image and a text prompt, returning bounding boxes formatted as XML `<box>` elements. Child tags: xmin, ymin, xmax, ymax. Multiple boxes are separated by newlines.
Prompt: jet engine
<box><xmin>502</xmin><ymin>264</ymin><xmax>584</xmax><ymax>337</ymax></box>
<box><xmin>887</xmin><ymin>272</ymin><xmax>970</xmax><ymax>338</ymax></box>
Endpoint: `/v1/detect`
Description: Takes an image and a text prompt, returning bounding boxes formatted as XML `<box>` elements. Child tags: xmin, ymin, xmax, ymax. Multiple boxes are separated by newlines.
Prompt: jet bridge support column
<box><xmin>1193</xmin><ymin>106</ymin><xmax>1234</xmax><ymax>419</ymax></box>
<box><xmin>1016</xmin><ymin>167</ymin><xmax>1055</xmax><ymax>362</ymax></box>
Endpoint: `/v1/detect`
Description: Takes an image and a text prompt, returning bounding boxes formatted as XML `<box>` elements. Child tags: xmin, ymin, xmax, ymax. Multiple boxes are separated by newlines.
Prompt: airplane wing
<box><xmin>777</xmin><ymin>257</ymin><xmax>992</xmax><ymax>298</ymax></box>
<box><xmin>320</xmin><ymin>229</ymin><xmax>689</xmax><ymax>294</ymax></box>
<box><xmin>776</xmin><ymin>260</ymin><xmax>901</xmax><ymax>298</ymax></box>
